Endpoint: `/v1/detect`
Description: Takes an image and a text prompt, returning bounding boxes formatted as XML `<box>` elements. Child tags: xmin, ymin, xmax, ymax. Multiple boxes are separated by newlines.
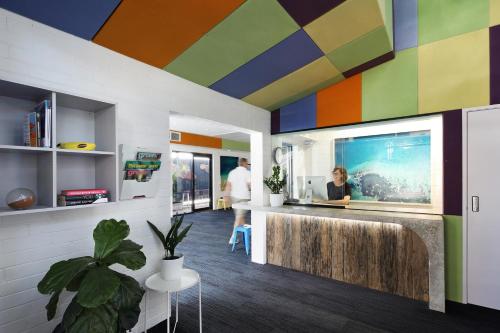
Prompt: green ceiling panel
<box><xmin>222</xmin><ymin>139</ymin><xmax>250</xmax><ymax>151</ymax></box>
<box><xmin>267</xmin><ymin>74</ymin><xmax>344</xmax><ymax>111</ymax></box>
<box><xmin>362</xmin><ymin>47</ymin><xmax>418</xmax><ymax>121</ymax></box>
<box><xmin>164</xmin><ymin>0</ymin><xmax>299</xmax><ymax>86</ymax></box>
<box><xmin>418</xmin><ymin>0</ymin><xmax>489</xmax><ymax>45</ymax></box>
<box><xmin>326</xmin><ymin>26</ymin><xmax>392</xmax><ymax>73</ymax></box>
<box><xmin>384</xmin><ymin>0</ymin><xmax>394</xmax><ymax>48</ymax></box>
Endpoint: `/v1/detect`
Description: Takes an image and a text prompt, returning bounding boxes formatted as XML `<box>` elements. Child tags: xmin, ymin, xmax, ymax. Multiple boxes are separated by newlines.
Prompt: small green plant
<box><xmin>263</xmin><ymin>165</ymin><xmax>286</xmax><ymax>194</ymax></box>
<box><xmin>147</xmin><ymin>215</ymin><xmax>192</xmax><ymax>259</ymax></box>
<box><xmin>38</xmin><ymin>219</ymin><xmax>146</xmax><ymax>333</ymax></box>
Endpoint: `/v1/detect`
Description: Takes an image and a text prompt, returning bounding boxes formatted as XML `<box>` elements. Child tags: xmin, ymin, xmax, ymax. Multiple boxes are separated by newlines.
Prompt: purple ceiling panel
<box><xmin>0</xmin><ymin>0</ymin><xmax>121</xmax><ymax>40</ymax></box>
<box><xmin>490</xmin><ymin>25</ymin><xmax>500</xmax><ymax>104</ymax></box>
<box><xmin>278</xmin><ymin>0</ymin><xmax>345</xmax><ymax>26</ymax></box>
<box><xmin>210</xmin><ymin>29</ymin><xmax>323</xmax><ymax>99</ymax></box>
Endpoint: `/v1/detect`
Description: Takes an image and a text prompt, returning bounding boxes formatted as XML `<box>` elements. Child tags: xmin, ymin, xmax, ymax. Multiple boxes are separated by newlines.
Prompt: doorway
<box><xmin>171</xmin><ymin>151</ymin><xmax>212</xmax><ymax>215</ymax></box>
<box><xmin>466</xmin><ymin>106</ymin><xmax>500</xmax><ymax>310</ymax></box>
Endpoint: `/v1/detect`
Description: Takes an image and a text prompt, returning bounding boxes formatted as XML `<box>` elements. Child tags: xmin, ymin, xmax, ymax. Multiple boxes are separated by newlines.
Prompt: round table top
<box><xmin>145</xmin><ymin>269</ymin><xmax>200</xmax><ymax>293</ymax></box>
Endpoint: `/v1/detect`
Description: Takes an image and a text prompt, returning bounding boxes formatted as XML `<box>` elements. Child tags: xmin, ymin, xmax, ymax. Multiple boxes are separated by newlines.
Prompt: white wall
<box><xmin>0</xmin><ymin>9</ymin><xmax>270</xmax><ymax>333</ymax></box>
<box><xmin>170</xmin><ymin>143</ymin><xmax>250</xmax><ymax>208</ymax></box>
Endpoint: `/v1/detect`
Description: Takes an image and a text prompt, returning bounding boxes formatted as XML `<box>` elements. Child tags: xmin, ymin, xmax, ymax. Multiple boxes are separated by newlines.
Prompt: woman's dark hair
<box><xmin>333</xmin><ymin>167</ymin><xmax>348</xmax><ymax>182</ymax></box>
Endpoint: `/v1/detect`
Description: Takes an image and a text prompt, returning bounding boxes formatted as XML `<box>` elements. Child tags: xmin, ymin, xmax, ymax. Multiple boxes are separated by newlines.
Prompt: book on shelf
<box><xmin>23</xmin><ymin>99</ymin><xmax>52</xmax><ymax>147</ymax></box>
<box><xmin>58</xmin><ymin>195</ymin><xmax>109</xmax><ymax>206</ymax></box>
<box><xmin>61</xmin><ymin>188</ymin><xmax>108</xmax><ymax>196</ymax></box>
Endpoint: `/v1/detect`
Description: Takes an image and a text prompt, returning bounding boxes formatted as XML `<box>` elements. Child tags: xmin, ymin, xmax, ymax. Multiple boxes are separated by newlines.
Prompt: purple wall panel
<box><xmin>271</xmin><ymin>110</ymin><xmax>281</xmax><ymax>134</ymax></box>
<box><xmin>210</xmin><ymin>30</ymin><xmax>323</xmax><ymax>99</ymax></box>
<box><xmin>443</xmin><ymin>109</ymin><xmax>463</xmax><ymax>216</ymax></box>
<box><xmin>394</xmin><ymin>0</ymin><xmax>418</xmax><ymax>51</ymax></box>
<box><xmin>278</xmin><ymin>0</ymin><xmax>345</xmax><ymax>26</ymax></box>
<box><xmin>280</xmin><ymin>94</ymin><xmax>316</xmax><ymax>132</ymax></box>
<box><xmin>490</xmin><ymin>25</ymin><xmax>500</xmax><ymax>105</ymax></box>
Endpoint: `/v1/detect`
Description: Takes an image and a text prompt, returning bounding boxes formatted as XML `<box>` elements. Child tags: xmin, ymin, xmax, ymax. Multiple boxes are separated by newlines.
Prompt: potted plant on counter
<box><xmin>147</xmin><ymin>215</ymin><xmax>192</xmax><ymax>281</ymax></box>
<box><xmin>264</xmin><ymin>165</ymin><xmax>286</xmax><ymax>207</ymax></box>
<box><xmin>38</xmin><ymin>219</ymin><xmax>146</xmax><ymax>333</ymax></box>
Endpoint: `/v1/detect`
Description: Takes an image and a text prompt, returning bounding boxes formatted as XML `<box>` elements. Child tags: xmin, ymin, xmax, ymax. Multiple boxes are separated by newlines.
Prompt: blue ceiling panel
<box><xmin>210</xmin><ymin>29</ymin><xmax>323</xmax><ymax>99</ymax></box>
<box><xmin>280</xmin><ymin>94</ymin><xmax>316</xmax><ymax>132</ymax></box>
<box><xmin>394</xmin><ymin>0</ymin><xmax>417</xmax><ymax>51</ymax></box>
<box><xmin>0</xmin><ymin>0</ymin><xmax>121</xmax><ymax>40</ymax></box>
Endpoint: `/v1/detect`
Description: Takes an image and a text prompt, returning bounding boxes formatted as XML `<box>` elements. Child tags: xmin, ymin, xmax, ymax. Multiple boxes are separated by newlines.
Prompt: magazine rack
<box><xmin>119</xmin><ymin>144</ymin><xmax>163</xmax><ymax>200</ymax></box>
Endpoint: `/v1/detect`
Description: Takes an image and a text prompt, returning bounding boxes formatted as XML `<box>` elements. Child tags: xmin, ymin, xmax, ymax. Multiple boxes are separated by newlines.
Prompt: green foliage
<box><xmin>37</xmin><ymin>219</ymin><xmax>146</xmax><ymax>333</ymax></box>
<box><xmin>147</xmin><ymin>215</ymin><xmax>192</xmax><ymax>259</ymax></box>
<box><xmin>263</xmin><ymin>165</ymin><xmax>286</xmax><ymax>194</ymax></box>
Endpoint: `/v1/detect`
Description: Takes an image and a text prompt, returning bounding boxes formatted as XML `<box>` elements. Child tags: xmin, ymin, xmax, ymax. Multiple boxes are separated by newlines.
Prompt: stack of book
<box><xmin>24</xmin><ymin>99</ymin><xmax>52</xmax><ymax>147</ymax></box>
<box><xmin>58</xmin><ymin>188</ymin><xmax>109</xmax><ymax>207</ymax></box>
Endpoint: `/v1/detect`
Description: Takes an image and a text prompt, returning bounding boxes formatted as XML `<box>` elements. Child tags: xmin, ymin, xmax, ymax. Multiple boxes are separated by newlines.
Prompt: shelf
<box><xmin>0</xmin><ymin>202</ymin><xmax>117</xmax><ymax>217</ymax></box>
<box><xmin>0</xmin><ymin>145</ymin><xmax>53</xmax><ymax>153</ymax></box>
<box><xmin>0</xmin><ymin>205</ymin><xmax>53</xmax><ymax>217</ymax></box>
<box><xmin>55</xmin><ymin>149</ymin><xmax>115</xmax><ymax>156</ymax></box>
<box><xmin>0</xmin><ymin>79</ymin><xmax>117</xmax><ymax>217</ymax></box>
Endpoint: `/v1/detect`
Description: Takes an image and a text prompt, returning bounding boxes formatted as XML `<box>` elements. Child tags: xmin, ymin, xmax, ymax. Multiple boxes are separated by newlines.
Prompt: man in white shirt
<box><xmin>224</xmin><ymin>158</ymin><xmax>251</xmax><ymax>244</ymax></box>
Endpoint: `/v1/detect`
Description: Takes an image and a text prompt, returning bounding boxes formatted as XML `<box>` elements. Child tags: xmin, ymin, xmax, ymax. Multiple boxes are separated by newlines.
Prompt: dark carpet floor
<box><xmin>148</xmin><ymin>210</ymin><xmax>500</xmax><ymax>333</ymax></box>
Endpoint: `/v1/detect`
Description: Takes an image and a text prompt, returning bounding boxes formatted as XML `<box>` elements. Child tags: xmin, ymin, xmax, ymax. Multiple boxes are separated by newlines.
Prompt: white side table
<box><xmin>145</xmin><ymin>269</ymin><xmax>202</xmax><ymax>333</ymax></box>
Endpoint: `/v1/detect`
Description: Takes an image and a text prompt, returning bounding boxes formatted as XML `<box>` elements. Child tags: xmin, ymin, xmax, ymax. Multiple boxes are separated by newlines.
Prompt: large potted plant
<box><xmin>147</xmin><ymin>215</ymin><xmax>192</xmax><ymax>281</ymax></box>
<box><xmin>38</xmin><ymin>219</ymin><xmax>146</xmax><ymax>333</ymax></box>
<box><xmin>264</xmin><ymin>165</ymin><xmax>286</xmax><ymax>207</ymax></box>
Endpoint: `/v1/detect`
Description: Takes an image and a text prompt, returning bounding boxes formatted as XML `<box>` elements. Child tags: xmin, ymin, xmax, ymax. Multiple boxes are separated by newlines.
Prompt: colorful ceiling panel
<box><xmin>93</xmin><ymin>0</ymin><xmax>245</xmax><ymax>68</ymax></box>
<box><xmin>0</xmin><ymin>0</ymin><xmax>394</xmax><ymax>111</ymax></box>
<box><xmin>0</xmin><ymin>0</ymin><xmax>120</xmax><ymax>40</ymax></box>
<box><xmin>164</xmin><ymin>0</ymin><xmax>299</xmax><ymax>87</ymax></box>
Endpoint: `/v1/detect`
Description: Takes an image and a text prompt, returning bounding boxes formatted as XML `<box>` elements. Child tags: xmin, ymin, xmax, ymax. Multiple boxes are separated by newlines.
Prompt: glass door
<box><xmin>171</xmin><ymin>152</ymin><xmax>194</xmax><ymax>215</ymax></box>
<box><xmin>171</xmin><ymin>151</ymin><xmax>212</xmax><ymax>215</ymax></box>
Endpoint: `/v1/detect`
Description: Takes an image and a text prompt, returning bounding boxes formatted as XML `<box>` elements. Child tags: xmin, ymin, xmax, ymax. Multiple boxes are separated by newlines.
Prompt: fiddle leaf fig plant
<box><xmin>147</xmin><ymin>215</ymin><xmax>192</xmax><ymax>259</ymax></box>
<box><xmin>263</xmin><ymin>165</ymin><xmax>286</xmax><ymax>194</ymax></box>
<box><xmin>38</xmin><ymin>219</ymin><xmax>146</xmax><ymax>333</ymax></box>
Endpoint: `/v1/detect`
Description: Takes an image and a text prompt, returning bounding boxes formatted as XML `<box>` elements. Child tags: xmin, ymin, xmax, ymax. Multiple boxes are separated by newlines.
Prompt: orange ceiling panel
<box><xmin>172</xmin><ymin>131</ymin><xmax>222</xmax><ymax>149</ymax></box>
<box><xmin>317</xmin><ymin>74</ymin><xmax>362</xmax><ymax>127</ymax></box>
<box><xmin>93</xmin><ymin>0</ymin><xmax>245</xmax><ymax>68</ymax></box>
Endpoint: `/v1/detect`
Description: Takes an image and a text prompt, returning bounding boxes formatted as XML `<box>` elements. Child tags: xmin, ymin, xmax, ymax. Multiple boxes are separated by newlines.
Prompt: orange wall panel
<box><xmin>316</xmin><ymin>74</ymin><xmax>362</xmax><ymax>127</ymax></box>
<box><xmin>172</xmin><ymin>131</ymin><xmax>222</xmax><ymax>149</ymax></box>
<box><xmin>93</xmin><ymin>0</ymin><xmax>244</xmax><ymax>68</ymax></box>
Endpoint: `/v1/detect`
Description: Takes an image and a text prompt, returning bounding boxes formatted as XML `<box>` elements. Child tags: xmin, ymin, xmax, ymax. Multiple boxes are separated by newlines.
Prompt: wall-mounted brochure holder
<box><xmin>119</xmin><ymin>144</ymin><xmax>163</xmax><ymax>200</ymax></box>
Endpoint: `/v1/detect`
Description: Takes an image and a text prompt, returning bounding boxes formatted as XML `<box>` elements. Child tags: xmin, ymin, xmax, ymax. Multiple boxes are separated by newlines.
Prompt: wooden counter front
<box><xmin>266</xmin><ymin>213</ymin><xmax>429</xmax><ymax>302</ymax></box>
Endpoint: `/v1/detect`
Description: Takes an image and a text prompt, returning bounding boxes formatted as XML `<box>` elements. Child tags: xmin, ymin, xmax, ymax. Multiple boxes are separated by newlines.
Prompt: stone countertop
<box><xmin>234</xmin><ymin>202</ymin><xmax>445</xmax><ymax>312</ymax></box>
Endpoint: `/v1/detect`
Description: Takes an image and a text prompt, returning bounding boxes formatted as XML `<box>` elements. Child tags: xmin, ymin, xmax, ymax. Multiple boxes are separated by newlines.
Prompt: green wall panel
<box><xmin>385</xmin><ymin>0</ymin><xmax>394</xmax><ymax>48</ymax></box>
<box><xmin>326</xmin><ymin>26</ymin><xmax>392</xmax><ymax>73</ymax></box>
<box><xmin>164</xmin><ymin>0</ymin><xmax>299</xmax><ymax>86</ymax></box>
<box><xmin>444</xmin><ymin>215</ymin><xmax>463</xmax><ymax>302</ymax></box>
<box><xmin>418</xmin><ymin>0</ymin><xmax>489</xmax><ymax>45</ymax></box>
<box><xmin>361</xmin><ymin>47</ymin><xmax>418</xmax><ymax>121</ymax></box>
<box><xmin>222</xmin><ymin>139</ymin><xmax>250</xmax><ymax>151</ymax></box>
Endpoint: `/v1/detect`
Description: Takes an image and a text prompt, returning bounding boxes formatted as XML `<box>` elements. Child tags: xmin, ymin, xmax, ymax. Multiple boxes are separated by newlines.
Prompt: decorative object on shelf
<box><xmin>57</xmin><ymin>142</ymin><xmax>96</xmax><ymax>150</ymax></box>
<box><xmin>6</xmin><ymin>188</ymin><xmax>36</xmax><ymax>210</ymax></box>
<box><xmin>264</xmin><ymin>165</ymin><xmax>286</xmax><ymax>207</ymax></box>
<box><xmin>120</xmin><ymin>144</ymin><xmax>163</xmax><ymax>200</ymax></box>
<box><xmin>147</xmin><ymin>215</ymin><xmax>192</xmax><ymax>281</ymax></box>
<box><xmin>57</xmin><ymin>188</ymin><xmax>109</xmax><ymax>206</ymax></box>
<box><xmin>37</xmin><ymin>219</ymin><xmax>146</xmax><ymax>332</ymax></box>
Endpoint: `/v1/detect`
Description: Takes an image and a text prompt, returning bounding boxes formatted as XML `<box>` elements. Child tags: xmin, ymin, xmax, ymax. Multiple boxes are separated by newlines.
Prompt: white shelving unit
<box><xmin>0</xmin><ymin>79</ymin><xmax>117</xmax><ymax>217</ymax></box>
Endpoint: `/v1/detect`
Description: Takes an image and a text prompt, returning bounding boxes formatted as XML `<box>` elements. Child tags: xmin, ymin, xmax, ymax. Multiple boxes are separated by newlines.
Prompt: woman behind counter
<box><xmin>322</xmin><ymin>167</ymin><xmax>351</xmax><ymax>205</ymax></box>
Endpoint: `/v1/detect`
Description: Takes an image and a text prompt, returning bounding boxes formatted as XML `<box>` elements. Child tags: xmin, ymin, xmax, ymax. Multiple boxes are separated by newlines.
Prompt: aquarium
<box><xmin>271</xmin><ymin>115</ymin><xmax>443</xmax><ymax>214</ymax></box>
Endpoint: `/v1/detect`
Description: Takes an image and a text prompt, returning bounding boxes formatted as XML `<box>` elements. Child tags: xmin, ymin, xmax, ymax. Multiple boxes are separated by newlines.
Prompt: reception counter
<box><xmin>233</xmin><ymin>203</ymin><xmax>445</xmax><ymax>312</ymax></box>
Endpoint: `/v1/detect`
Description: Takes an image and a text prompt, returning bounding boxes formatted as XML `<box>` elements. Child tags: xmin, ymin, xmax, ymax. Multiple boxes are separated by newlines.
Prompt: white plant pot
<box><xmin>160</xmin><ymin>254</ymin><xmax>184</xmax><ymax>281</ymax></box>
<box><xmin>269</xmin><ymin>193</ymin><xmax>284</xmax><ymax>207</ymax></box>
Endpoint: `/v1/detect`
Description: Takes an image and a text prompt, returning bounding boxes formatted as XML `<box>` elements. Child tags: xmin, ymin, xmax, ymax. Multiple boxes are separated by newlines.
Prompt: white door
<box><xmin>467</xmin><ymin>107</ymin><xmax>500</xmax><ymax>310</ymax></box>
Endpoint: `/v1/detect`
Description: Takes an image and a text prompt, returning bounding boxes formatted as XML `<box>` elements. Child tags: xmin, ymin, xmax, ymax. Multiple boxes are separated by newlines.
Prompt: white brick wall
<box><xmin>0</xmin><ymin>8</ymin><xmax>269</xmax><ymax>333</ymax></box>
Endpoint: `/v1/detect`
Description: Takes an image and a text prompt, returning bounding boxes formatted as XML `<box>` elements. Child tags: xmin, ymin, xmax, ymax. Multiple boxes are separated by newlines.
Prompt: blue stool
<box><xmin>232</xmin><ymin>225</ymin><xmax>251</xmax><ymax>255</ymax></box>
